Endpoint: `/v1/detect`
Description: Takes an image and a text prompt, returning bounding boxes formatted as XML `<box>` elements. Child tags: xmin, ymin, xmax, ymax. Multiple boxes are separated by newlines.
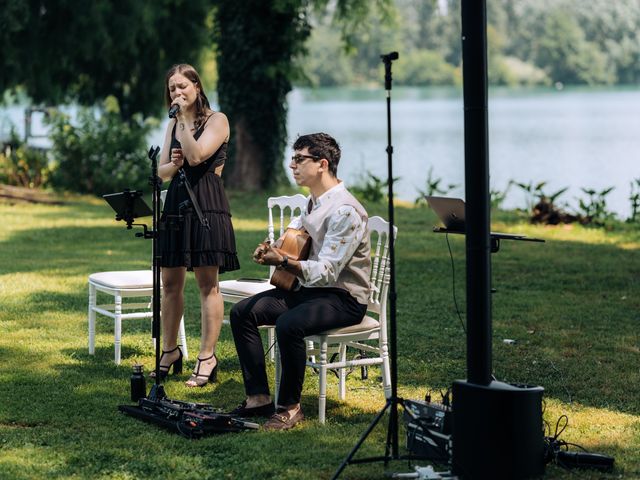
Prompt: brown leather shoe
<box><xmin>263</xmin><ymin>407</ymin><xmax>305</xmax><ymax>431</ymax></box>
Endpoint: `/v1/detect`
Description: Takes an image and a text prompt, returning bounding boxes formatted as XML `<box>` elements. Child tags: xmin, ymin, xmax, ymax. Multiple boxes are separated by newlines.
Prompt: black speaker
<box><xmin>452</xmin><ymin>380</ymin><xmax>545</xmax><ymax>479</ymax></box>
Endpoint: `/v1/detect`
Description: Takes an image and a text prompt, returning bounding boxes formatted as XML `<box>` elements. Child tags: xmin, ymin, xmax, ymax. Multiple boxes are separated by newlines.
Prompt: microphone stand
<box><xmin>332</xmin><ymin>51</ymin><xmax>405</xmax><ymax>479</ymax></box>
<box><xmin>112</xmin><ymin>145</ymin><xmax>165</xmax><ymax>400</ymax></box>
<box><xmin>145</xmin><ymin>146</ymin><xmax>166</xmax><ymax>400</ymax></box>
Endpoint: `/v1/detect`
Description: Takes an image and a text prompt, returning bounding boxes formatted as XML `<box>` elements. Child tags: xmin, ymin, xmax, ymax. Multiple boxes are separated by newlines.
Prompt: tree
<box><xmin>535</xmin><ymin>8</ymin><xmax>611</xmax><ymax>85</ymax></box>
<box><xmin>1</xmin><ymin>0</ymin><xmax>211</xmax><ymax>119</ymax></box>
<box><xmin>213</xmin><ymin>0</ymin><xmax>310</xmax><ymax>190</ymax></box>
<box><xmin>213</xmin><ymin>0</ymin><xmax>391</xmax><ymax>190</ymax></box>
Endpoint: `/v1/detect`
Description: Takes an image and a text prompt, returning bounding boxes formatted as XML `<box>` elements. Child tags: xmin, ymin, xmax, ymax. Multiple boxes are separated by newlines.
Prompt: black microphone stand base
<box><xmin>332</xmin><ymin>396</ymin><xmax>417</xmax><ymax>480</ymax></box>
<box><xmin>118</xmin><ymin>391</ymin><xmax>259</xmax><ymax>439</ymax></box>
<box><xmin>147</xmin><ymin>383</ymin><xmax>167</xmax><ymax>401</ymax></box>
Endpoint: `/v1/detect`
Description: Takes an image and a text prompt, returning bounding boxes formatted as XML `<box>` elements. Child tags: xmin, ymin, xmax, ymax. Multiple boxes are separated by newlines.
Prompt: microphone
<box><xmin>381</xmin><ymin>51</ymin><xmax>399</xmax><ymax>62</ymax></box>
<box><xmin>168</xmin><ymin>104</ymin><xmax>180</xmax><ymax>119</ymax></box>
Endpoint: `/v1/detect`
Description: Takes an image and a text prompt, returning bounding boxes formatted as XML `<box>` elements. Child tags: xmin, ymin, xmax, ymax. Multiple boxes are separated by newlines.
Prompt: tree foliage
<box><xmin>3</xmin><ymin>0</ymin><xmax>638</xmax><ymax>194</ymax></box>
<box><xmin>297</xmin><ymin>0</ymin><xmax>640</xmax><ymax>88</ymax></box>
<box><xmin>213</xmin><ymin>0</ymin><xmax>391</xmax><ymax>190</ymax></box>
<box><xmin>213</xmin><ymin>0</ymin><xmax>311</xmax><ymax>190</ymax></box>
<box><xmin>1</xmin><ymin>0</ymin><xmax>211</xmax><ymax>118</ymax></box>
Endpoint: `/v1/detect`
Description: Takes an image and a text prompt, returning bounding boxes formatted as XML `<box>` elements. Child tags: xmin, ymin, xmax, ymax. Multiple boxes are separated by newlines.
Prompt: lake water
<box><xmin>286</xmin><ymin>86</ymin><xmax>640</xmax><ymax>219</ymax></box>
<box><xmin>3</xmin><ymin>86</ymin><xmax>639</xmax><ymax>218</ymax></box>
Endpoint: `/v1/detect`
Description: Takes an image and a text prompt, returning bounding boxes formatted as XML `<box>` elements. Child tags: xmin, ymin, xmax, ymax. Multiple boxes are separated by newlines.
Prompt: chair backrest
<box><xmin>367</xmin><ymin>216</ymin><xmax>398</xmax><ymax>317</ymax></box>
<box><xmin>266</xmin><ymin>194</ymin><xmax>308</xmax><ymax>276</ymax></box>
<box><xmin>267</xmin><ymin>194</ymin><xmax>308</xmax><ymax>242</ymax></box>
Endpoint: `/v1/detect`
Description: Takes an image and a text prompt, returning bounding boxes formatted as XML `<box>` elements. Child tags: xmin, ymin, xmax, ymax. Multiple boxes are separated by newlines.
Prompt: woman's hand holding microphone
<box><xmin>171</xmin><ymin>148</ymin><xmax>184</xmax><ymax>168</ymax></box>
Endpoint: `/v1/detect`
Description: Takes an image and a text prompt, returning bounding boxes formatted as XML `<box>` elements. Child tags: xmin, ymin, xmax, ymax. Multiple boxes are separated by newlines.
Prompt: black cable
<box><xmin>445</xmin><ymin>233</ymin><xmax>467</xmax><ymax>334</ymax></box>
<box><xmin>552</xmin><ymin>414</ymin><xmax>568</xmax><ymax>440</ymax></box>
<box><xmin>263</xmin><ymin>339</ymin><xmax>276</xmax><ymax>359</ymax></box>
<box><xmin>543</xmin><ymin>414</ymin><xmax>614</xmax><ymax>471</ymax></box>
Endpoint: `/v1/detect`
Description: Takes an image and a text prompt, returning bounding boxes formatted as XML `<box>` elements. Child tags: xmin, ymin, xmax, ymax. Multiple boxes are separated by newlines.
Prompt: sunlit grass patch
<box><xmin>0</xmin><ymin>193</ymin><xmax>638</xmax><ymax>479</ymax></box>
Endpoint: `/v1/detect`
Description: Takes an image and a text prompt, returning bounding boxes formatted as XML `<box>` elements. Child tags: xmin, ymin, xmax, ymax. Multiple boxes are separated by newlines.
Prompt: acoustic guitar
<box><xmin>270</xmin><ymin>228</ymin><xmax>311</xmax><ymax>291</ymax></box>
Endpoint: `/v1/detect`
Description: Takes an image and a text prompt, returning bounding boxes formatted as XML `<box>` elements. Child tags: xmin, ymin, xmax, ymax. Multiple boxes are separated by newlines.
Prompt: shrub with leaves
<box><xmin>351</xmin><ymin>170</ymin><xmax>399</xmax><ymax>204</ymax></box>
<box><xmin>576</xmin><ymin>186</ymin><xmax>616</xmax><ymax>227</ymax></box>
<box><xmin>414</xmin><ymin>166</ymin><xmax>458</xmax><ymax>206</ymax></box>
<box><xmin>512</xmin><ymin>180</ymin><xmax>576</xmax><ymax>224</ymax></box>
<box><xmin>0</xmin><ymin>130</ymin><xmax>52</xmax><ymax>188</ymax></box>
<box><xmin>490</xmin><ymin>183</ymin><xmax>512</xmax><ymax>210</ymax></box>
<box><xmin>513</xmin><ymin>180</ymin><xmax>567</xmax><ymax>212</ymax></box>
<box><xmin>47</xmin><ymin>96</ymin><xmax>155</xmax><ymax>196</ymax></box>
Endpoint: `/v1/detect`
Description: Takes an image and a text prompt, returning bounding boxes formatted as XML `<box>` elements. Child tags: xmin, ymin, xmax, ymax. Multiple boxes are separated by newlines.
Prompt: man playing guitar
<box><xmin>229</xmin><ymin>132</ymin><xmax>371</xmax><ymax>430</ymax></box>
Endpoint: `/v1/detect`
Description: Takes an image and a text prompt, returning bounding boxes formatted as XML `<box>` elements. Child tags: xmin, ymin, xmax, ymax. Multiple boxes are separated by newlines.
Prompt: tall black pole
<box><xmin>452</xmin><ymin>3</ymin><xmax>546</xmax><ymax>477</ymax></box>
<box><xmin>383</xmin><ymin>51</ymin><xmax>399</xmax><ymax>458</ymax></box>
<box><xmin>461</xmin><ymin>0</ymin><xmax>492</xmax><ymax>386</ymax></box>
<box><xmin>148</xmin><ymin>146</ymin><xmax>166</xmax><ymax>399</ymax></box>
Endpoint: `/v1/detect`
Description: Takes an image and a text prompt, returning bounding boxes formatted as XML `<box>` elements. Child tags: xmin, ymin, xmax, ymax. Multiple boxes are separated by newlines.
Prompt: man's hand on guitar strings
<box><xmin>252</xmin><ymin>243</ymin><xmax>268</xmax><ymax>263</ymax></box>
<box><xmin>254</xmin><ymin>246</ymin><xmax>286</xmax><ymax>266</ymax></box>
<box><xmin>253</xmin><ymin>239</ymin><xmax>284</xmax><ymax>265</ymax></box>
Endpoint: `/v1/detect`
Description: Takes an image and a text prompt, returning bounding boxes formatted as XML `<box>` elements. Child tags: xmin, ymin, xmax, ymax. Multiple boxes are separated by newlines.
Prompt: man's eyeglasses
<box><xmin>291</xmin><ymin>153</ymin><xmax>321</xmax><ymax>165</ymax></box>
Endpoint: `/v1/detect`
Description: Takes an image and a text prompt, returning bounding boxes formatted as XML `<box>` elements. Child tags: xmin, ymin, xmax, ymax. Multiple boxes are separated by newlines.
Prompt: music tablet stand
<box><xmin>432</xmin><ymin>226</ymin><xmax>545</xmax><ymax>253</ymax></box>
<box><xmin>103</xmin><ymin>190</ymin><xmax>153</xmax><ymax>230</ymax></box>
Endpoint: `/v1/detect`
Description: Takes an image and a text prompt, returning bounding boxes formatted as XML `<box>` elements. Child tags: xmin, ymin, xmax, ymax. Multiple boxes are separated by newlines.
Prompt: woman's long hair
<box><xmin>164</xmin><ymin>63</ymin><xmax>212</xmax><ymax>130</ymax></box>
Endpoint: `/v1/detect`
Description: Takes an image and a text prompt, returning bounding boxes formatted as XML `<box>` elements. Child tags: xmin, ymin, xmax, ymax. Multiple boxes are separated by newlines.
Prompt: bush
<box><xmin>0</xmin><ymin>130</ymin><xmax>52</xmax><ymax>188</ymax></box>
<box><xmin>576</xmin><ymin>186</ymin><xmax>617</xmax><ymax>227</ymax></box>
<box><xmin>350</xmin><ymin>169</ymin><xmax>399</xmax><ymax>204</ymax></box>
<box><xmin>47</xmin><ymin>96</ymin><xmax>155</xmax><ymax>196</ymax></box>
<box><xmin>414</xmin><ymin>166</ymin><xmax>458</xmax><ymax>206</ymax></box>
<box><xmin>493</xmin><ymin>56</ymin><xmax>551</xmax><ymax>86</ymax></box>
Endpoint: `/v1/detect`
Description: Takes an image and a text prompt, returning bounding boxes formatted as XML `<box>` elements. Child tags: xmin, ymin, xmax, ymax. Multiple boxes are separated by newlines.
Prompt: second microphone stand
<box><xmin>332</xmin><ymin>51</ymin><xmax>406</xmax><ymax>479</ymax></box>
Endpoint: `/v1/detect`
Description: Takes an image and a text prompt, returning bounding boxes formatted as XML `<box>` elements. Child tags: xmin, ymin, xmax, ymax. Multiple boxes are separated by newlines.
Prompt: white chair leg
<box><xmin>381</xmin><ymin>342</ymin><xmax>392</xmax><ymax>399</ymax></box>
<box><xmin>274</xmin><ymin>340</ymin><xmax>281</xmax><ymax>406</ymax></box>
<box><xmin>151</xmin><ymin>299</ymin><xmax>156</xmax><ymax>349</ymax></box>
<box><xmin>306</xmin><ymin>340</ymin><xmax>316</xmax><ymax>363</ymax></box>
<box><xmin>268</xmin><ymin>328</ymin><xmax>275</xmax><ymax>362</ymax></box>
<box><xmin>318</xmin><ymin>338</ymin><xmax>328</xmax><ymax>424</ymax></box>
<box><xmin>178</xmin><ymin>315</ymin><xmax>188</xmax><ymax>360</ymax></box>
<box><xmin>88</xmin><ymin>283</ymin><xmax>96</xmax><ymax>355</ymax></box>
<box><xmin>114</xmin><ymin>293</ymin><xmax>122</xmax><ymax>365</ymax></box>
<box><xmin>338</xmin><ymin>343</ymin><xmax>347</xmax><ymax>400</ymax></box>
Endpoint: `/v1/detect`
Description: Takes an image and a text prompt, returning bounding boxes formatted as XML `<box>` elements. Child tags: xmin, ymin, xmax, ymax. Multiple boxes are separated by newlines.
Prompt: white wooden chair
<box><xmin>88</xmin><ymin>190</ymin><xmax>188</xmax><ymax>364</ymax></box>
<box><xmin>219</xmin><ymin>194</ymin><xmax>308</xmax><ymax>360</ymax></box>
<box><xmin>274</xmin><ymin>216</ymin><xmax>397</xmax><ymax>423</ymax></box>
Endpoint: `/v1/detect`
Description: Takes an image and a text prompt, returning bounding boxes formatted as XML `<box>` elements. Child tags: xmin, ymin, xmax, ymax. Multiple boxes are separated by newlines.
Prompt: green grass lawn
<box><xmin>0</xmin><ymin>190</ymin><xmax>638</xmax><ymax>479</ymax></box>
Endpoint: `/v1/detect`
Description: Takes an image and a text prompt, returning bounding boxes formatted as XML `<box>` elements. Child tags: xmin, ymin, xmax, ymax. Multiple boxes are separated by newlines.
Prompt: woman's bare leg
<box><xmin>186</xmin><ymin>266</ymin><xmax>223</xmax><ymax>386</ymax></box>
<box><xmin>159</xmin><ymin>267</ymin><xmax>186</xmax><ymax>365</ymax></box>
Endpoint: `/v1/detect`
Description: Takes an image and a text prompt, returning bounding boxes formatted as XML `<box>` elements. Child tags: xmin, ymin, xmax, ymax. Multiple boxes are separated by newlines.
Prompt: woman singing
<box><xmin>153</xmin><ymin>63</ymin><xmax>239</xmax><ymax>387</ymax></box>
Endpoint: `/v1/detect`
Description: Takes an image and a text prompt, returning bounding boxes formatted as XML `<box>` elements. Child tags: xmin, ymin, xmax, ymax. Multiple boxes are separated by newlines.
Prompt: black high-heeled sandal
<box><xmin>185</xmin><ymin>353</ymin><xmax>218</xmax><ymax>387</ymax></box>
<box><xmin>149</xmin><ymin>346</ymin><xmax>183</xmax><ymax>380</ymax></box>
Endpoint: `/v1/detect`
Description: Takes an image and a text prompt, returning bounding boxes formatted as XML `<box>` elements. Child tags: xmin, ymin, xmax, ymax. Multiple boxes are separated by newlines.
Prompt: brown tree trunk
<box><xmin>226</xmin><ymin>116</ymin><xmax>264</xmax><ymax>190</ymax></box>
<box><xmin>214</xmin><ymin>0</ymin><xmax>307</xmax><ymax>191</ymax></box>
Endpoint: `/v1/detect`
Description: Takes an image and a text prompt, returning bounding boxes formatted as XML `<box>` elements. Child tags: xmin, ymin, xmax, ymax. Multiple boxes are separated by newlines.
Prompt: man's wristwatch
<box><xmin>279</xmin><ymin>254</ymin><xmax>289</xmax><ymax>270</ymax></box>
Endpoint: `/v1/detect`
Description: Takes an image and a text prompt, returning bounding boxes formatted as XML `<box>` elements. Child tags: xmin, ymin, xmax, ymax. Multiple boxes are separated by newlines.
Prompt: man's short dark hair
<box><xmin>293</xmin><ymin>133</ymin><xmax>340</xmax><ymax>177</ymax></box>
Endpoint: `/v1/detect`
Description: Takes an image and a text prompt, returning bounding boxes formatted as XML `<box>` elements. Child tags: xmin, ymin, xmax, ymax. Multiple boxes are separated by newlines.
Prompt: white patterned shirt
<box><xmin>287</xmin><ymin>183</ymin><xmax>367</xmax><ymax>287</ymax></box>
